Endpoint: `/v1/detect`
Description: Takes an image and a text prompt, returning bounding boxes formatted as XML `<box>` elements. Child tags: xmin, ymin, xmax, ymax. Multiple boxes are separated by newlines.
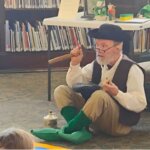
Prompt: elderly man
<box><xmin>31</xmin><ymin>24</ymin><xmax>147</xmax><ymax>144</ymax></box>
<box><xmin>54</xmin><ymin>24</ymin><xmax>147</xmax><ymax>136</ymax></box>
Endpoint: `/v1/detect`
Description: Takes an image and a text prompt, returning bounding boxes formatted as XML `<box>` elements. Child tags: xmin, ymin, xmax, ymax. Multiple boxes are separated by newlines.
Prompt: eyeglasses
<box><xmin>95</xmin><ymin>43</ymin><xmax>120</xmax><ymax>53</ymax></box>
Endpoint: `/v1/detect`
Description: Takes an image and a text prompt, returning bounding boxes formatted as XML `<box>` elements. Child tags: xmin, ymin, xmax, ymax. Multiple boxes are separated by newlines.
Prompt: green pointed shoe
<box><xmin>58</xmin><ymin>128</ymin><xmax>92</xmax><ymax>144</ymax></box>
<box><xmin>31</xmin><ymin>128</ymin><xmax>63</xmax><ymax>142</ymax></box>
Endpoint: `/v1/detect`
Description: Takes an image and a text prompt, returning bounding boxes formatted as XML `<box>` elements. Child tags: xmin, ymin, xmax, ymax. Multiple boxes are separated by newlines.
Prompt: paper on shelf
<box><xmin>58</xmin><ymin>0</ymin><xmax>80</xmax><ymax>19</ymax></box>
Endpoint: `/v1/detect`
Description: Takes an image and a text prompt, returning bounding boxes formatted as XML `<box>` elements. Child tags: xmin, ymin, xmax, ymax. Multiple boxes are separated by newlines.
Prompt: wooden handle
<box><xmin>48</xmin><ymin>53</ymin><xmax>71</xmax><ymax>65</ymax></box>
<box><xmin>48</xmin><ymin>45</ymin><xmax>85</xmax><ymax>65</ymax></box>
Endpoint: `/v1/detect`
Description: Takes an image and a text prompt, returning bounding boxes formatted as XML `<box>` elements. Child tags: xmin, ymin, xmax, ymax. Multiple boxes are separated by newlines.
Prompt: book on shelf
<box><xmin>65</xmin><ymin>27</ymin><xmax>73</xmax><ymax>49</ymax></box>
<box><xmin>146</xmin><ymin>29</ymin><xmax>150</xmax><ymax>51</ymax></box>
<box><xmin>27</xmin><ymin>22</ymin><xmax>35</xmax><ymax>51</ymax></box>
<box><xmin>58</xmin><ymin>26</ymin><xmax>67</xmax><ymax>50</ymax></box>
<box><xmin>22</xmin><ymin>22</ymin><xmax>30</xmax><ymax>51</ymax></box>
<box><xmin>54</xmin><ymin>27</ymin><xmax>64</xmax><ymax>50</ymax></box>
<box><xmin>133</xmin><ymin>29</ymin><xmax>149</xmax><ymax>53</ymax></box>
<box><xmin>5</xmin><ymin>20</ymin><xmax>48</xmax><ymax>52</ymax></box>
<box><xmin>5</xmin><ymin>20</ymin><xmax>11</xmax><ymax>52</ymax></box>
<box><xmin>15</xmin><ymin>21</ymin><xmax>22</xmax><ymax>52</ymax></box>
<box><xmin>10</xmin><ymin>29</ymin><xmax>15</xmax><ymax>52</ymax></box>
<box><xmin>37</xmin><ymin>21</ymin><xmax>48</xmax><ymax>51</ymax></box>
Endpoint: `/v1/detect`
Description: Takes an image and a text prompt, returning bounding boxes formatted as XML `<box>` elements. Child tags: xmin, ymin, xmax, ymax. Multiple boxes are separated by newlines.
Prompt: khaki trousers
<box><xmin>54</xmin><ymin>85</ymin><xmax>131</xmax><ymax>136</ymax></box>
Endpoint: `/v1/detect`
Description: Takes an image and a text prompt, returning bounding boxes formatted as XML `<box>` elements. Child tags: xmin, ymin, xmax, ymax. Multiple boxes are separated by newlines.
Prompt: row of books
<box><xmin>5</xmin><ymin>20</ymin><xmax>48</xmax><ymax>52</ymax></box>
<box><xmin>41</xmin><ymin>27</ymin><xmax>150</xmax><ymax>53</ymax></box>
<box><xmin>4</xmin><ymin>0</ymin><xmax>61</xmax><ymax>9</ymax></box>
<box><xmin>50</xmin><ymin>26</ymin><xmax>94</xmax><ymax>51</ymax></box>
<box><xmin>133</xmin><ymin>29</ymin><xmax>150</xmax><ymax>53</ymax></box>
<box><xmin>5</xmin><ymin>20</ymin><xmax>150</xmax><ymax>53</ymax></box>
<box><xmin>5</xmin><ymin>20</ymin><xmax>94</xmax><ymax>52</ymax></box>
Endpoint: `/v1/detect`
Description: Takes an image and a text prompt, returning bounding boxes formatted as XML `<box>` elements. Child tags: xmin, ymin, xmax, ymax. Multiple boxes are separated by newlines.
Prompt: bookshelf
<box><xmin>0</xmin><ymin>0</ymin><xmax>61</xmax><ymax>70</ymax></box>
<box><xmin>43</xmin><ymin>12</ymin><xmax>150</xmax><ymax>100</ymax></box>
<box><xmin>0</xmin><ymin>0</ymin><xmax>85</xmax><ymax>70</ymax></box>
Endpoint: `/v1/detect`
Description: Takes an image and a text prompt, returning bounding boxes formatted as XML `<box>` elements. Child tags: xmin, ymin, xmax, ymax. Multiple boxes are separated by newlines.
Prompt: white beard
<box><xmin>96</xmin><ymin>55</ymin><xmax>101</xmax><ymax>65</ymax></box>
<box><xmin>96</xmin><ymin>53</ymin><xmax>107</xmax><ymax>65</ymax></box>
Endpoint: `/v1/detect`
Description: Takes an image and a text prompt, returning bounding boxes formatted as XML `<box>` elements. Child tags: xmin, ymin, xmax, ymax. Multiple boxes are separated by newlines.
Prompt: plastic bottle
<box><xmin>43</xmin><ymin>111</ymin><xmax>57</xmax><ymax>128</ymax></box>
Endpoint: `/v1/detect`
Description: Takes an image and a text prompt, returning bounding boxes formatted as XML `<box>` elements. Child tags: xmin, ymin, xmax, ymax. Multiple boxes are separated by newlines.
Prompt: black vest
<box><xmin>92</xmin><ymin>56</ymin><xmax>144</xmax><ymax>126</ymax></box>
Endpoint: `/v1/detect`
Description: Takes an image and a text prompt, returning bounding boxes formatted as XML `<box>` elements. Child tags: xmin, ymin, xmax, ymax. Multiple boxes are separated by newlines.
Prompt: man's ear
<box><xmin>116</xmin><ymin>42</ymin><xmax>123</xmax><ymax>51</ymax></box>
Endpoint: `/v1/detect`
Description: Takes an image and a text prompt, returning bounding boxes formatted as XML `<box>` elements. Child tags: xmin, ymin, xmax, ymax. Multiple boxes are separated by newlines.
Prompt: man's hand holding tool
<box><xmin>48</xmin><ymin>45</ymin><xmax>84</xmax><ymax>65</ymax></box>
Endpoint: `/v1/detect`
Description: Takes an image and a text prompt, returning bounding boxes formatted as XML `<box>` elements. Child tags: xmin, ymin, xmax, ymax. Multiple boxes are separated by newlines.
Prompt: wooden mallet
<box><xmin>48</xmin><ymin>53</ymin><xmax>71</xmax><ymax>65</ymax></box>
<box><xmin>48</xmin><ymin>45</ymin><xmax>85</xmax><ymax>65</ymax></box>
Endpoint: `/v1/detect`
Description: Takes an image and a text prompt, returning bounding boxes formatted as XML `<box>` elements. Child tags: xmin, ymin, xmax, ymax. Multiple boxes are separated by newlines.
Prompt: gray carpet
<box><xmin>0</xmin><ymin>70</ymin><xmax>150</xmax><ymax>149</ymax></box>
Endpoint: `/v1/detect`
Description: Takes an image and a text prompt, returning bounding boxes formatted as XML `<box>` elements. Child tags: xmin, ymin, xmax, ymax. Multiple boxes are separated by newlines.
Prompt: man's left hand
<box><xmin>102</xmin><ymin>80</ymin><xmax>119</xmax><ymax>96</ymax></box>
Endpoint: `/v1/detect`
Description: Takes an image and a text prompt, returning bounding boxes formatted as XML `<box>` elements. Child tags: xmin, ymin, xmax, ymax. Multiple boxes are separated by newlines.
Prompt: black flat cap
<box><xmin>88</xmin><ymin>24</ymin><xmax>126</xmax><ymax>42</ymax></box>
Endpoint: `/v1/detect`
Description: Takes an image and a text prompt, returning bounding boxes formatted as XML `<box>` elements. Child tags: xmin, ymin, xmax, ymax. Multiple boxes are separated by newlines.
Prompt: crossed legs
<box><xmin>54</xmin><ymin>85</ymin><xmax>131</xmax><ymax>136</ymax></box>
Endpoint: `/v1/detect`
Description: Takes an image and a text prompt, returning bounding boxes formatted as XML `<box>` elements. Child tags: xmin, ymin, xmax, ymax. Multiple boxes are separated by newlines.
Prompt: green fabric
<box><xmin>31</xmin><ymin>128</ymin><xmax>62</xmax><ymax>141</ymax></box>
<box><xmin>31</xmin><ymin>127</ymin><xmax>92</xmax><ymax>144</ymax></box>
<box><xmin>30</xmin><ymin>109</ymin><xmax>92</xmax><ymax>144</ymax></box>
<box><xmin>61</xmin><ymin>106</ymin><xmax>78</xmax><ymax>122</ymax></box>
<box><xmin>58</xmin><ymin>128</ymin><xmax>92</xmax><ymax>144</ymax></box>
<box><xmin>63</xmin><ymin>110</ymin><xmax>92</xmax><ymax>134</ymax></box>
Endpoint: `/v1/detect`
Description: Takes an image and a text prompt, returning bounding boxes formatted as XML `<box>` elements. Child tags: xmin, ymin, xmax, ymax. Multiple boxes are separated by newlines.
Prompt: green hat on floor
<box><xmin>31</xmin><ymin>127</ymin><xmax>92</xmax><ymax>144</ymax></box>
<box><xmin>31</xmin><ymin>128</ymin><xmax>62</xmax><ymax>141</ymax></box>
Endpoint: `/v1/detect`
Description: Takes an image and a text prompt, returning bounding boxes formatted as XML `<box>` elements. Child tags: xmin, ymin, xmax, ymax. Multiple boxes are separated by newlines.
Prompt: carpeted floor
<box><xmin>0</xmin><ymin>70</ymin><xmax>150</xmax><ymax>149</ymax></box>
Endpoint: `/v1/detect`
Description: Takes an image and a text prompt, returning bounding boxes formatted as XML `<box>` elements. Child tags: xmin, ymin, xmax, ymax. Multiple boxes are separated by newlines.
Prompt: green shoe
<box><xmin>58</xmin><ymin>128</ymin><xmax>92</xmax><ymax>144</ymax></box>
<box><xmin>63</xmin><ymin>111</ymin><xmax>92</xmax><ymax>134</ymax></box>
<box><xmin>31</xmin><ymin>128</ymin><xmax>63</xmax><ymax>142</ymax></box>
<box><xmin>61</xmin><ymin>106</ymin><xmax>78</xmax><ymax>122</ymax></box>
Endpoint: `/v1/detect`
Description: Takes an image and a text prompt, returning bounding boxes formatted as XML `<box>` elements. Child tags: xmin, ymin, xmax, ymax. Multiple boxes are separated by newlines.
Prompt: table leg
<box><xmin>48</xmin><ymin>26</ymin><xmax>52</xmax><ymax>101</ymax></box>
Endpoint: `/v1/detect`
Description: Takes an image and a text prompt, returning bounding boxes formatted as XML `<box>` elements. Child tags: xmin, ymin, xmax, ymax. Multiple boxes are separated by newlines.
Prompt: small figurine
<box><xmin>108</xmin><ymin>3</ymin><xmax>116</xmax><ymax>20</ymax></box>
<box><xmin>94</xmin><ymin>0</ymin><xmax>107</xmax><ymax>20</ymax></box>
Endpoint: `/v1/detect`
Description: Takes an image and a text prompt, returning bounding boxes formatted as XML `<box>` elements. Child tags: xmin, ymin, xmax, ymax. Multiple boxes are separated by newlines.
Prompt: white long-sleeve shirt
<box><xmin>66</xmin><ymin>56</ymin><xmax>147</xmax><ymax>113</ymax></box>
